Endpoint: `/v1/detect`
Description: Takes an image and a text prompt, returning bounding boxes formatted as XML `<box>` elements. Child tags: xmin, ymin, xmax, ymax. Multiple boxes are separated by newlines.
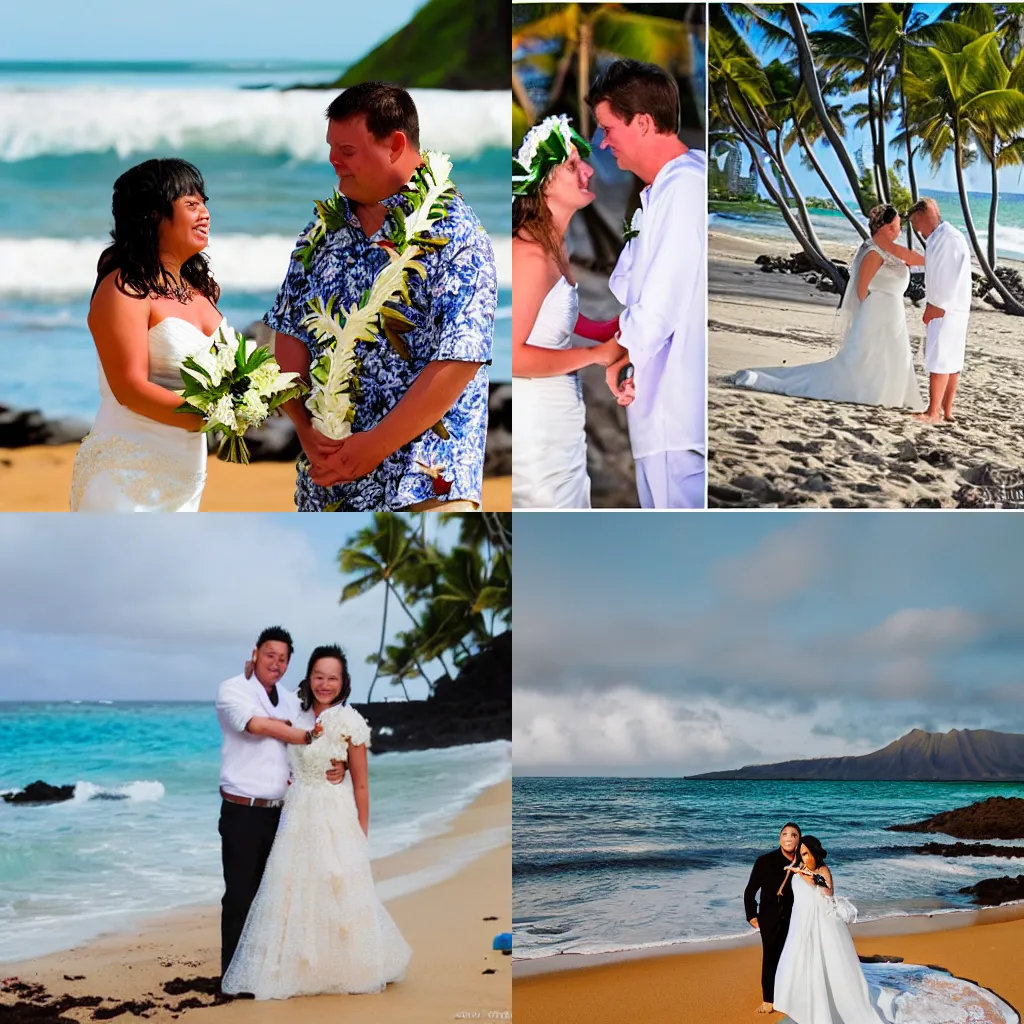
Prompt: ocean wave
<box><xmin>0</xmin><ymin>233</ymin><xmax>512</xmax><ymax>297</ymax></box>
<box><xmin>514</xmin><ymin>850</ymin><xmax>715</xmax><ymax>877</ymax></box>
<box><xmin>72</xmin><ymin>780</ymin><xmax>166</xmax><ymax>803</ymax></box>
<box><xmin>0</xmin><ymin>87</ymin><xmax>511</xmax><ymax>162</ymax></box>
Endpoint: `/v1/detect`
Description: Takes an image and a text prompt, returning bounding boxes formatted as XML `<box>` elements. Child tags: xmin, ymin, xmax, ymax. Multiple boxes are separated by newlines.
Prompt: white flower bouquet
<box><xmin>176</xmin><ymin>324</ymin><xmax>307</xmax><ymax>464</ymax></box>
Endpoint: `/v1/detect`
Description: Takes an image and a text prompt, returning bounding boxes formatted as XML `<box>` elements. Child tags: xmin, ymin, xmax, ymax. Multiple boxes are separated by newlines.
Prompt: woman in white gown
<box><xmin>730</xmin><ymin>205</ymin><xmax>925</xmax><ymax>411</ymax></box>
<box><xmin>774</xmin><ymin>836</ymin><xmax>1018</xmax><ymax>1024</ymax></box>
<box><xmin>70</xmin><ymin>158</ymin><xmax>233</xmax><ymax>511</ymax></box>
<box><xmin>222</xmin><ymin>645</ymin><xmax>410</xmax><ymax>1000</ymax></box>
<box><xmin>512</xmin><ymin>115</ymin><xmax>626</xmax><ymax>509</ymax></box>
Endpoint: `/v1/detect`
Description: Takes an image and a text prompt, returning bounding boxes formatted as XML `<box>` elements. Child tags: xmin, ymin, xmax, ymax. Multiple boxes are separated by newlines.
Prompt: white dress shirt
<box><xmin>216</xmin><ymin>672</ymin><xmax>303</xmax><ymax>801</ymax></box>
<box><xmin>925</xmin><ymin>221</ymin><xmax>973</xmax><ymax>312</ymax></box>
<box><xmin>609</xmin><ymin>149</ymin><xmax>708</xmax><ymax>460</ymax></box>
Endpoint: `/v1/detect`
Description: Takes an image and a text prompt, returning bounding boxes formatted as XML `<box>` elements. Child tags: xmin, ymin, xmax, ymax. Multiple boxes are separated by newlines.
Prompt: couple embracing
<box><xmin>745</xmin><ymin>822</ymin><xmax>1010</xmax><ymax>1023</ymax></box>
<box><xmin>216</xmin><ymin>626</ymin><xmax>409</xmax><ymax>999</ymax></box>
<box><xmin>512</xmin><ymin>59</ymin><xmax>707</xmax><ymax>510</ymax></box>
<box><xmin>71</xmin><ymin>81</ymin><xmax>495</xmax><ymax>513</ymax></box>
<box><xmin>732</xmin><ymin>198</ymin><xmax>972</xmax><ymax>424</ymax></box>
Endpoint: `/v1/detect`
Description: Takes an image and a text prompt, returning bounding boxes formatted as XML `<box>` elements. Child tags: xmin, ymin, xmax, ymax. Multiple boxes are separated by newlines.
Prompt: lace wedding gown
<box><xmin>731</xmin><ymin>244</ymin><xmax>924</xmax><ymax>410</ymax></box>
<box><xmin>221</xmin><ymin>704</ymin><xmax>411</xmax><ymax>1000</ymax></box>
<box><xmin>512</xmin><ymin>277</ymin><xmax>591</xmax><ymax>509</ymax></box>
<box><xmin>70</xmin><ymin>316</ymin><xmax>216</xmax><ymax>511</ymax></box>
<box><xmin>776</xmin><ymin>874</ymin><xmax>1017</xmax><ymax>1024</ymax></box>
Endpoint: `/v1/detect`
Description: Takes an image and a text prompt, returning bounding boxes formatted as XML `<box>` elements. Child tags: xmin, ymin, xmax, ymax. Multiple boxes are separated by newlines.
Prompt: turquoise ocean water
<box><xmin>0</xmin><ymin>61</ymin><xmax>511</xmax><ymax>417</ymax></box>
<box><xmin>513</xmin><ymin>776</ymin><xmax>1024</xmax><ymax>961</ymax></box>
<box><xmin>710</xmin><ymin>188</ymin><xmax>1024</xmax><ymax>262</ymax></box>
<box><xmin>0</xmin><ymin>700</ymin><xmax>510</xmax><ymax>963</ymax></box>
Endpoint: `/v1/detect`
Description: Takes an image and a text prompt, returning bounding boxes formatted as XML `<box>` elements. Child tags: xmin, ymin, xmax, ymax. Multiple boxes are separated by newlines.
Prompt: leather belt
<box><xmin>220</xmin><ymin>787</ymin><xmax>284</xmax><ymax>809</ymax></box>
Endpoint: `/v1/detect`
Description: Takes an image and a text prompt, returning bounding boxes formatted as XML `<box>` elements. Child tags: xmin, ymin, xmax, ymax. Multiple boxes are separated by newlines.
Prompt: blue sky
<box><xmin>514</xmin><ymin>512</ymin><xmax>1024</xmax><ymax>776</ymax></box>
<box><xmin>0</xmin><ymin>0</ymin><xmax>426</xmax><ymax>63</ymax></box>
<box><xmin>725</xmin><ymin>3</ymin><xmax>1024</xmax><ymax>199</ymax></box>
<box><xmin>0</xmin><ymin>513</ymin><xmax>456</xmax><ymax>703</ymax></box>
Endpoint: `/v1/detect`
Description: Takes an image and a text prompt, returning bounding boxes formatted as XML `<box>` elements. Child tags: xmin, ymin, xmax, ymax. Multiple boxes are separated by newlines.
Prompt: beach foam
<box><xmin>0</xmin><ymin>233</ymin><xmax>513</xmax><ymax>297</ymax></box>
<box><xmin>72</xmin><ymin>780</ymin><xmax>166</xmax><ymax>803</ymax></box>
<box><xmin>0</xmin><ymin>87</ymin><xmax>511</xmax><ymax>162</ymax></box>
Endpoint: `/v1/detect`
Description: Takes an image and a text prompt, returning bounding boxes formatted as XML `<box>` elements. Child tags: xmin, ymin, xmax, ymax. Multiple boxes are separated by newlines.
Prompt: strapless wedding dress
<box><xmin>512</xmin><ymin>277</ymin><xmax>591</xmax><ymax>509</ymax></box>
<box><xmin>731</xmin><ymin>244</ymin><xmax>924</xmax><ymax>410</ymax></box>
<box><xmin>70</xmin><ymin>316</ymin><xmax>220</xmax><ymax>512</ymax></box>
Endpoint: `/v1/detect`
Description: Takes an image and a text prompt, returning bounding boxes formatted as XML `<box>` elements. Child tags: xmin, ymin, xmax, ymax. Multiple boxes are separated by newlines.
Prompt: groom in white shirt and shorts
<box><xmin>216</xmin><ymin>625</ymin><xmax>345</xmax><ymax>983</ymax></box>
<box><xmin>908</xmin><ymin>197</ymin><xmax>973</xmax><ymax>424</ymax></box>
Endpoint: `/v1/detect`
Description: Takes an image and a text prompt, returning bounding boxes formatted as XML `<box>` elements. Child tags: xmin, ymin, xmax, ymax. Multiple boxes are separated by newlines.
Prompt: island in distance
<box><xmin>686</xmin><ymin>728</ymin><xmax>1024</xmax><ymax>781</ymax></box>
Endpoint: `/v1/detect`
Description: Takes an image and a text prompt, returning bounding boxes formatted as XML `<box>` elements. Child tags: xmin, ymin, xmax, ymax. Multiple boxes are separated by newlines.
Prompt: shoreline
<box><xmin>513</xmin><ymin>898</ymin><xmax>1024</xmax><ymax>1023</ymax></box>
<box><xmin>0</xmin><ymin>779</ymin><xmax>511</xmax><ymax>1023</ymax></box>
<box><xmin>513</xmin><ymin>900</ymin><xmax>1024</xmax><ymax>977</ymax></box>
<box><xmin>0</xmin><ymin>443</ymin><xmax>512</xmax><ymax>512</ymax></box>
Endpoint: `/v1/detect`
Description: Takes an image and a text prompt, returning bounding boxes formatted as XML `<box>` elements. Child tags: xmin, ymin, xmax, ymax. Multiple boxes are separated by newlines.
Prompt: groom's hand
<box><xmin>748</xmin><ymin>917</ymin><xmax>759</xmax><ymax>930</ymax></box>
<box><xmin>325</xmin><ymin>759</ymin><xmax>347</xmax><ymax>785</ymax></box>
<box><xmin>923</xmin><ymin>302</ymin><xmax>944</xmax><ymax>325</ymax></box>
<box><xmin>308</xmin><ymin>430</ymin><xmax>388</xmax><ymax>487</ymax></box>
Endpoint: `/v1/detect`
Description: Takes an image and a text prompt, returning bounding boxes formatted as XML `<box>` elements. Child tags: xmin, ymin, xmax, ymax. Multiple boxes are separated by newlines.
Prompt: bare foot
<box><xmin>913</xmin><ymin>411</ymin><xmax>944</xmax><ymax>425</ymax></box>
<box><xmin>944</xmin><ymin>414</ymin><xmax>957</xmax><ymax>424</ymax></box>
<box><xmin>756</xmin><ymin>1002</ymin><xmax>775</xmax><ymax>1014</ymax></box>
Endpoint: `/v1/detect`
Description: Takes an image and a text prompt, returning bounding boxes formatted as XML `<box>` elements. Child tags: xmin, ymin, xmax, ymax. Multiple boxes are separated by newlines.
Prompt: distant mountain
<box><xmin>687</xmin><ymin>729</ymin><xmax>1024</xmax><ymax>781</ymax></box>
<box><xmin>329</xmin><ymin>0</ymin><xmax>509</xmax><ymax>91</ymax></box>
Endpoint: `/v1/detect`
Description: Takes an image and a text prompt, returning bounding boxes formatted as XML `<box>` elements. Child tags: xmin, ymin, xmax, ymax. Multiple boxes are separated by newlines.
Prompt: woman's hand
<box><xmin>591</xmin><ymin>337</ymin><xmax>627</xmax><ymax>368</ymax></box>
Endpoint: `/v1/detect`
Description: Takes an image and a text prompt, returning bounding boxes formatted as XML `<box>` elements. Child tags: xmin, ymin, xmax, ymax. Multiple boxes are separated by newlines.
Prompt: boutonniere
<box><xmin>623</xmin><ymin>207</ymin><xmax>643</xmax><ymax>245</ymax></box>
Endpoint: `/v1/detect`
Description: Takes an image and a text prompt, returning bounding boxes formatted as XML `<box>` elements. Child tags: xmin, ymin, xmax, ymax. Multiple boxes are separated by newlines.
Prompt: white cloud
<box><xmin>857</xmin><ymin>607</ymin><xmax>983</xmax><ymax>655</ymax></box>
<box><xmin>0</xmin><ymin>516</ymin><xmax>432</xmax><ymax>702</ymax></box>
<box><xmin>713</xmin><ymin>519</ymin><xmax>827</xmax><ymax>603</ymax></box>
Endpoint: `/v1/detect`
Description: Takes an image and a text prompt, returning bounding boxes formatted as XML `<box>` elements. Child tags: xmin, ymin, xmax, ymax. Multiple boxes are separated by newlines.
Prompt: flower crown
<box><xmin>513</xmin><ymin>114</ymin><xmax>592</xmax><ymax>197</ymax></box>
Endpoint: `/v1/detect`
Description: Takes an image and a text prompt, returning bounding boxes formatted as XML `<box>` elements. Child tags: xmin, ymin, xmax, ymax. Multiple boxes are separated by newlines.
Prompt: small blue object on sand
<box><xmin>492</xmin><ymin>933</ymin><xmax>512</xmax><ymax>951</ymax></box>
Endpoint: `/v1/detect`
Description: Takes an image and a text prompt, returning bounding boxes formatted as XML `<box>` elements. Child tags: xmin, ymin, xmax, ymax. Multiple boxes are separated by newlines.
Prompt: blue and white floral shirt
<box><xmin>265</xmin><ymin>179</ymin><xmax>496</xmax><ymax>511</ymax></box>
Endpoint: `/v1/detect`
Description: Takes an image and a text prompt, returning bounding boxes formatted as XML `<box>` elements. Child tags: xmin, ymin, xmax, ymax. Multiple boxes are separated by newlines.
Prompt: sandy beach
<box><xmin>0</xmin><ymin>444</ymin><xmax>512</xmax><ymax>512</ymax></box>
<box><xmin>513</xmin><ymin>903</ymin><xmax>1024</xmax><ymax>1023</ymax></box>
<box><xmin>708</xmin><ymin>229</ymin><xmax>1024</xmax><ymax>508</ymax></box>
<box><xmin>0</xmin><ymin>778</ymin><xmax>511</xmax><ymax>1023</ymax></box>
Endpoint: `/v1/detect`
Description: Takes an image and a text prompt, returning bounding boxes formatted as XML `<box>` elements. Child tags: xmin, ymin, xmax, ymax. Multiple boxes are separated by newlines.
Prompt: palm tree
<box><xmin>906</xmin><ymin>23</ymin><xmax>1024</xmax><ymax>314</ymax></box>
<box><xmin>514</xmin><ymin>3</ymin><xmax>703</xmax><ymax>267</ymax></box>
<box><xmin>709</xmin><ymin>8</ymin><xmax>848</xmax><ymax>288</ymax></box>
<box><xmin>338</xmin><ymin>513</ymin><xmax>428</xmax><ymax>701</ymax></box>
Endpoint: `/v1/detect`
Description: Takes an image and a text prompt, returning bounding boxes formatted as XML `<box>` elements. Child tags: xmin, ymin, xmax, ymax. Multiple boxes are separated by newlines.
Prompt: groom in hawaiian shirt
<box><xmin>267</xmin><ymin>82</ymin><xmax>497</xmax><ymax>511</ymax></box>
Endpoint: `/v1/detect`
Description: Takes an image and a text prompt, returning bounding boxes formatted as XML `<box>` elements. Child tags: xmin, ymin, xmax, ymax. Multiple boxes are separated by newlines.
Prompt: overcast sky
<box><xmin>0</xmin><ymin>514</ymin><xmax>448</xmax><ymax>703</ymax></box>
<box><xmin>0</xmin><ymin>0</ymin><xmax>425</xmax><ymax>63</ymax></box>
<box><xmin>514</xmin><ymin>513</ymin><xmax>1024</xmax><ymax>777</ymax></box>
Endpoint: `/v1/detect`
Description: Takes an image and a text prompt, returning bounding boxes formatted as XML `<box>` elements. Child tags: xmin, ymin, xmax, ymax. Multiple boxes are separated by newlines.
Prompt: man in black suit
<box><xmin>744</xmin><ymin>822</ymin><xmax>802</xmax><ymax>1014</ymax></box>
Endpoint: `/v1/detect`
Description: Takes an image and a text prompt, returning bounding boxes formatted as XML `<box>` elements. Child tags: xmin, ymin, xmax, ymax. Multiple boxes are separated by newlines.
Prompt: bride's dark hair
<box><xmin>93</xmin><ymin>158</ymin><xmax>220</xmax><ymax>303</ymax></box>
<box><xmin>297</xmin><ymin>644</ymin><xmax>351</xmax><ymax>712</ymax></box>
<box><xmin>513</xmin><ymin>169</ymin><xmax>565</xmax><ymax>265</ymax></box>
<box><xmin>800</xmin><ymin>835</ymin><xmax>828</xmax><ymax>866</ymax></box>
<box><xmin>868</xmin><ymin>203</ymin><xmax>898</xmax><ymax>236</ymax></box>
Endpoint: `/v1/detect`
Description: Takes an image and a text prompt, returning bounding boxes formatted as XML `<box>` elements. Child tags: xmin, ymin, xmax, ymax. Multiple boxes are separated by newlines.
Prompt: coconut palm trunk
<box><xmin>366</xmin><ymin>583</ymin><xmax>391</xmax><ymax>704</ymax></box>
<box><xmin>787</xmin><ymin>6</ymin><xmax>872</xmax><ymax>214</ymax></box>
<box><xmin>989</xmin><ymin>151</ymin><xmax>1000</xmax><ymax>269</ymax></box>
<box><xmin>954</xmin><ymin>130</ymin><xmax>1024</xmax><ymax>314</ymax></box>
<box><xmin>796</xmin><ymin>124</ymin><xmax>869</xmax><ymax>239</ymax></box>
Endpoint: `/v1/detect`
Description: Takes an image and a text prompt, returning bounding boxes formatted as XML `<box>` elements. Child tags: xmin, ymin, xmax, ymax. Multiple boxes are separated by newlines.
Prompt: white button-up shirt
<box><xmin>925</xmin><ymin>220</ymin><xmax>973</xmax><ymax>313</ymax></box>
<box><xmin>610</xmin><ymin>149</ymin><xmax>707</xmax><ymax>459</ymax></box>
<box><xmin>216</xmin><ymin>673</ymin><xmax>304</xmax><ymax>801</ymax></box>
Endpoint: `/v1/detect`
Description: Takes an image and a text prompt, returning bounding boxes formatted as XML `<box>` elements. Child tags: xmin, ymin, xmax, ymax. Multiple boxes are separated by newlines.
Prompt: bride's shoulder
<box><xmin>89</xmin><ymin>271</ymin><xmax>150</xmax><ymax>328</ymax></box>
<box><xmin>320</xmin><ymin>703</ymin><xmax>372</xmax><ymax>746</ymax></box>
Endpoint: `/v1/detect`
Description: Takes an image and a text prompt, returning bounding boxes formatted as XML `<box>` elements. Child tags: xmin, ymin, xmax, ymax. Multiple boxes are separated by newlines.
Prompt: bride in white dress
<box><xmin>70</xmin><ymin>158</ymin><xmax>232</xmax><ymax>511</ymax></box>
<box><xmin>775</xmin><ymin>836</ymin><xmax>1018</xmax><ymax>1024</ymax></box>
<box><xmin>222</xmin><ymin>645</ymin><xmax>410</xmax><ymax>999</ymax></box>
<box><xmin>513</xmin><ymin>115</ymin><xmax>625</xmax><ymax>509</ymax></box>
<box><xmin>731</xmin><ymin>205</ymin><xmax>925</xmax><ymax>411</ymax></box>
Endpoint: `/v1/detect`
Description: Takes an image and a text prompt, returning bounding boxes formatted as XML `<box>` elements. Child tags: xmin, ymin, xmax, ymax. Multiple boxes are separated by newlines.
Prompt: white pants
<box><xmin>635</xmin><ymin>451</ymin><xmax>705</xmax><ymax>509</ymax></box>
<box><xmin>925</xmin><ymin>310</ymin><xmax>969</xmax><ymax>374</ymax></box>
